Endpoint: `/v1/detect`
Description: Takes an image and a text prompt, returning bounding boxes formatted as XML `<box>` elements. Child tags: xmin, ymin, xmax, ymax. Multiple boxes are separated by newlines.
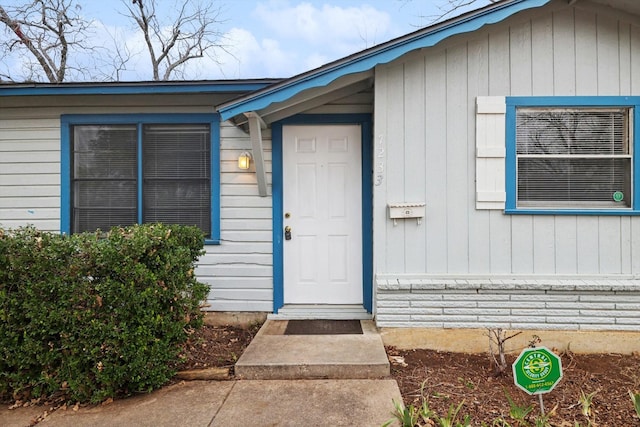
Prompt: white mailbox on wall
<box><xmin>387</xmin><ymin>202</ymin><xmax>426</xmax><ymax>226</ymax></box>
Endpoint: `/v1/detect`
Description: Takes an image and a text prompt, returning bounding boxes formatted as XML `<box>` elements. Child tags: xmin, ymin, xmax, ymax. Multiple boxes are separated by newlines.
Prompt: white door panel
<box><xmin>283</xmin><ymin>125</ymin><xmax>362</xmax><ymax>305</ymax></box>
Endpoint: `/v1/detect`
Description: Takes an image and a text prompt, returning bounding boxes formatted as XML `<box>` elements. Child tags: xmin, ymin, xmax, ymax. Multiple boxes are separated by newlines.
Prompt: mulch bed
<box><xmin>387</xmin><ymin>346</ymin><xmax>640</xmax><ymax>426</ymax></box>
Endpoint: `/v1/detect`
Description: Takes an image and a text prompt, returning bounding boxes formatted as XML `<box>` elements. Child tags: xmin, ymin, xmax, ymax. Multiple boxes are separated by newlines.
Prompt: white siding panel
<box><xmin>373</xmin><ymin>66</ymin><xmax>389</xmax><ymax>277</ymax></box>
<box><xmin>555</xmin><ymin>216</ymin><xmax>577</xmax><ymax>274</ymax></box>
<box><xmin>533</xmin><ymin>217</ymin><xmax>555</xmax><ymax>273</ymax></box>
<box><xmin>446</xmin><ymin>45</ymin><xmax>470</xmax><ymax>273</ymax></box>
<box><xmin>208</xmin><ymin>288</ymin><xmax>272</xmax><ymax>302</ymax></box>
<box><xmin>507</xmin><ymin>17</ymin><xmax>534</xmax><ymax>273</ymax></box>
<box><xmin>1</xmin><ymin>186</ymin><xmax>59</xmax><ymax>197</ymax></box>
<box><xmin>0</xmin><ymin>220</ymin><xmax>59</xmax><ymax>230</ymax></box>
<box><xmin>619</xmin><ymin>23</ymin><xmax>632</xmax><ymax>95</ymax></box>
<box><xmin>205</xmin><ymin>276</ymin><xmax>273</xmax><ymax>289</ymax></box>
<box><xmin>423</xmin><ymin>51</ymin><xmax>448</xmax><ymax>274</ymax></box>
<box><xmin>597</xmin><ymin>13</ymin><xmax>621</xmax><ymax>94</ymax></box>
<box><xmin>0</xmin><ymin>174</ymin><xmax>60</xmax><ymax>186</ymax></box>
<box><xmin>221</xmin><ymin>219</ymin><xmax>272</xmax><ymax>230</ymax></box>
<box><xmin>198</xmin><ymin>264</ymin><xmax>272</xmax><ymax>277</ymax></box>
<box><xmin>403</xmin><ymin>55</ymin><xmax>427</xmax><ymax>273</ymax></box>
<box><xmin>598</xmin><ymin>218</ymin><xmax>622</xmax><ymax>273</ymax></box>
<box><xmin>553</xmin><ymin>8</ymin><xmax>576</xmax><ymax>95</ymax></box>
<box><xmin>385</xmin><ymin>63</ymin><xmax>406</xmax><ymax>272</ymax></box>
<box><xmin>467</xmin><ymin>38</ymin><xmax>492</xmax><ymax>274</ymax></box>
<box><xmin>207</xmin><ymin>300</ymin><xmax>273</xmax><ymax>312</ymax></box>
<box><xmin>576</xmin><ymin>217</ymin><xmax>599</xmax><ymax>274</ymax></box>
<box><xmin>531</xmin><ymin>13</ymin><xmax>554</xmax><ymax>95</ymax></box>
<box><xmin>221</xmin><ymin>207</ymin><xmax>272</xmax><ymax>219</ymax></box>
<box><xmin>575</xmin><ymin>8</ymin><xmax>598</xmax><ymax>95</ymax></box>
<box><xmin>0</xmin><ymin>208</ymin><xmax>59</xmax><ymax>219</ymax></box>
<box><xmin>1</xmin><ymin>163</ymin><xmax>60</xmax><ymax>174</ymax></box>
<box><xmin>487</xmin><ymin>26</ymin><xmax>511</xmax><ymax>274</ymax></box>
<box><xmin>0</xmin><ymin>141</ymin><xmax>57</xmax><ymax>151</ymax></box>
<box><xmin>0</xmin><ymin>197</ymin><xmax>59</xmax><ymax>208</ymax></box>
<box><xmin>220</xmin><ymin>195</ymin><xmax>272</xmax><ymax>207</ymax></box>
<box><xmin>511</xmin><ymin>217</ymin><xmax>534</xmax><ymax>274</ymax></box>
<box><xmin>621</xmin><ymin>217</ymin><xmax>632</xmax><ymax>274</ymax></box>
<box><xmin>0</xmin><ymin>129</ymin><xmax>60</xmax><ymax>141</ymax></box>
<box><xmin>632</xmin><ymin>25</ymin><xmax>640</xmax><ymax>93</ymax></box>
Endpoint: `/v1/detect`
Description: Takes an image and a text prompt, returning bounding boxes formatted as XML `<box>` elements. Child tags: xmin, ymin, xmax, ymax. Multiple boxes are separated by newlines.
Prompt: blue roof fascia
<box><xmin>219</xmin><ymin>0</ymin><xmax>550</xmax><ymax>121</ymax></box>
<box><xmin>0</xmin><ymin>82</ymin><xmax>272</xmax><ymax>97</ymax></box>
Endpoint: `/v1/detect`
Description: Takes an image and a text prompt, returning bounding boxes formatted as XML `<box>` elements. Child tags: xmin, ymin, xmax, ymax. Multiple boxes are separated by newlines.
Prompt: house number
<box><xmin>375</xmin><ymin>134</ymin><xmax>385</xmax><ymax>186</ymax></box>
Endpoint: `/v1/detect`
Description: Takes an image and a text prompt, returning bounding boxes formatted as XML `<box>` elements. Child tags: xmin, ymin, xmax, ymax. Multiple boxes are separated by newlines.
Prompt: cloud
<box><xmin>205</xmin><ymin>27</ymin><xmax>298</xmax><ymax>79</ymax></box>
<box><xmin>206</xmin><ymin>1</ymin><xmax>393</xmax><ymax>79</ymax></box>
<box><xmin>254</xmin><ymin>1</ymin><xmax>390</xmax><ymax>51</ymax></box>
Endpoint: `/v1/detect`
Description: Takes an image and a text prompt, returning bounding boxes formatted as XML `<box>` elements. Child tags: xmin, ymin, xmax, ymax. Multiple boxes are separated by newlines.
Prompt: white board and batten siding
<box><xmin>0</xmin><ymin>95</ymin><xmax>273</xmax><ymax>313</ymax></box>
<box><xmin>373</xmin><ymin>2</ymin><xmax>640</xmax><ymax>331</ymax></box>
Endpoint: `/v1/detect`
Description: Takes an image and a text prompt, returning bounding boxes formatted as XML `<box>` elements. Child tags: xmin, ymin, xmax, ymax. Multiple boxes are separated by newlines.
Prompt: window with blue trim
<box><xmin>506</xmin><ymin>97</ymin><xmax>639</xmax><ymax>214</ymax></box>
<box><xmin>62</xmin><ymin>114</ymin><xmax>220</xmax><ymax>241</ymax></box>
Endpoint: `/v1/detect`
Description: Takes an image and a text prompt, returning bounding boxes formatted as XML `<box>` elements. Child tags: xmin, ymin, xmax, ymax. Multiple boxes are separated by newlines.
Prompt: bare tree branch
<box><xmin>400</xmin><ymin>0</ymin><xmax>500</xmax><ymax>26</ymax></box>
<box><xmin>94</xmin><ymin>26</ymin><xmax>135</xmax><ymax>82</ymax></box>
<box><xmin>0</xmin><ymin>0</ymin><xmax>95</xmax><ymax>82</ymax></box>
<box><xmin>122</xmin><ymin>0</ymin><xmax>226</xmax><ymax>81</ymax></box>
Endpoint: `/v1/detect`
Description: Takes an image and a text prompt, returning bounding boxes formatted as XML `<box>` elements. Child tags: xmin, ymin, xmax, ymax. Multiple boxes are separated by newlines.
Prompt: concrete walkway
<box><xmin>1</xmin><ymin>320</ymin><xmax>402</xmax><ymax>426</ymax></box>
<box><xmin>1</xmin><ymin>379</ymin><xmax>401</xmax><ymax>426</ymax></box>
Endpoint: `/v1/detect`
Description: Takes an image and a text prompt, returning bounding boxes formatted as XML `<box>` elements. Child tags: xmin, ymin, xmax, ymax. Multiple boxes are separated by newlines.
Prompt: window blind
<box><xmin>516</xmin><ymin>108</ymin><xmax>632</xmax><ymax>208</ymax></box>
<box><xmin>72</xmin><ymin>125</ymin><xmax>137</xmax><ymax>232</ymax></box>
<box><xmin>142</xmin><ymin>124</ymin><xmax>211</xmax><ymax>234</ymax></box>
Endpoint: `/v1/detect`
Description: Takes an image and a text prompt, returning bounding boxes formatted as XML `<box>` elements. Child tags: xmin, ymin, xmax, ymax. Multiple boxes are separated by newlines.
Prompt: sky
<box><xmin>2</xmin><ymin>0</ymin><xmax>493</xmax><ymax>82</ymax></box>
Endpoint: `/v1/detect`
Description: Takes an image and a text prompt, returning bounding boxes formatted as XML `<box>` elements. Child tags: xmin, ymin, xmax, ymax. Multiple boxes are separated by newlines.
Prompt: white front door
<box><xmin>283</xmin><ymin>125</ymin><xmax>362</xmax><ymax>305</ymax></box>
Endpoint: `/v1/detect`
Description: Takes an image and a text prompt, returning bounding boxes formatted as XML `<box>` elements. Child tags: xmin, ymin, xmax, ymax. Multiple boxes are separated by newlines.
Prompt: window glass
<box><xmin>515</xmin><ymin>108</ymin><xmax>632</xmax><ymax>209</ymax></box>
<box><xmin>143</xmin><ymin>124</ymin><xmax>211</xmax><ymax>235</ymax></box>
<box><xmin>71</xmin><ymin>122</ymin><xmax>212</xmax><ymax>236</ymax></box>
<box><xmin>72</xmin><ymin>125</ymin><xmax>137</xmax><ymax>232</ymax></box>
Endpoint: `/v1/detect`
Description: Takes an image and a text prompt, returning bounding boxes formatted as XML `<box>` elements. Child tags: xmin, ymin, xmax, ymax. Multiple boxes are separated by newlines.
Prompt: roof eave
<box><xmin>0</xmin><ymin>79</ymin><xmax>282</xmax><ymax>97</ymax></box>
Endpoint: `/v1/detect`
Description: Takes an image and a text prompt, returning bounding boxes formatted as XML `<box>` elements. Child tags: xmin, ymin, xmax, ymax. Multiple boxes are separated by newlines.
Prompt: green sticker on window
<box><xmin>613</xmin><ymin>191</ymin><xmax>624</xmax><ymax>202</ymax></box>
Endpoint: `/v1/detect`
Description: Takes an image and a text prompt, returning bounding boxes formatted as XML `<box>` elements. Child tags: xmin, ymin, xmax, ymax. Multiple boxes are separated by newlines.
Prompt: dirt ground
<box><xmin>176</xmin><ymin>322</ymin><xmax>263</xmax><ymax>374</ymax></box>
<box><xmin>182</xmin><ymin>324</ymin><xmax>640</xmax><ymax>426</ymax></box>
<box><xmin>387</xmin><ymin>347</ymin><xmax>640</xmax><ymax>426</ymax></box>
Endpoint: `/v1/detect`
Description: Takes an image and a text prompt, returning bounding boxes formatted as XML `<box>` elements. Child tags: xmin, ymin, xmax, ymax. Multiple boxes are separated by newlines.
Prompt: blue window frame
<box><xmin>61</xmin><ymin>114</ymin><xmax>221</xmax><ymax>244</ymax></box>
<box><xmin>506</xmin><ymin>97</ymin><xmax>640</xmax><ymax>215</ymax></box>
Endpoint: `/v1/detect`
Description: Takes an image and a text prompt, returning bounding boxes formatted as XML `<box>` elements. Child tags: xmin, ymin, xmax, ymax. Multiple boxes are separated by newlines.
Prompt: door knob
<box><xmin>284</xmin><ymin>226</ymin><xmax>292</xmax><ymax>240</ymax></box>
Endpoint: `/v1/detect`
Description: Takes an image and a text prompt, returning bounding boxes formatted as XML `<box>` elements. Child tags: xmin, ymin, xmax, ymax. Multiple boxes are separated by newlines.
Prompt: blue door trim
<box><xmin>271</xmin><ymin>114</ymin><xmax>373</xmax><ymax>314</ymax></box>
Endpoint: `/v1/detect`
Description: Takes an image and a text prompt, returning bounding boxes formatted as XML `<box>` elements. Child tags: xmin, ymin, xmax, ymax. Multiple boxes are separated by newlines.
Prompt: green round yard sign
<box><xmin>512</xmin><ymin>347</ymin><xmax>562</xmax><ymax>395</ymax></box>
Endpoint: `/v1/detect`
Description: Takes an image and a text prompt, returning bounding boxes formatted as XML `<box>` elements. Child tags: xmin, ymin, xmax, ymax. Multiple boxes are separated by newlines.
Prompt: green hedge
<box><xmin>0</xmin><ymin>224</ymin><xmax>210</xmax><ymax>403</ymax></box>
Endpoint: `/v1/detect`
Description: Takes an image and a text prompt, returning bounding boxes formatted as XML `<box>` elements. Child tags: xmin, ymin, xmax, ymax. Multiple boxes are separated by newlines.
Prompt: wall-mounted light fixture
<box><xmin>238</xmin><ymin>151</ymin><xmax>252</xmax><ymax>170</ymax></box>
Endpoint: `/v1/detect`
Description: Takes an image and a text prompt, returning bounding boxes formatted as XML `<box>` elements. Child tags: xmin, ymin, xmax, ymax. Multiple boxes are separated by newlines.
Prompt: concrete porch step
<box><xmin>234</xmin><ymin>320</ymin><xmax>390</xmax><ymax>380</ymax></box>
<box><xmin>268</xmin><ymin>304</ymin><xmax>373</xmax><ymax>320</ymax></box>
